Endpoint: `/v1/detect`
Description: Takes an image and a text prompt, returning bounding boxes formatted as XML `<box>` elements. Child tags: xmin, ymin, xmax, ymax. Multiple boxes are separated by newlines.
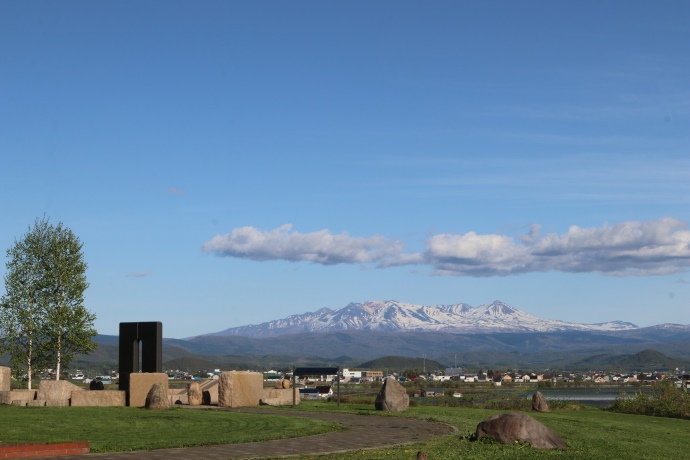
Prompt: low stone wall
<box><xmin>168</xmin><ymin>387</ymin><xmax>188</xmax><ymax>405</ymax></box>
<box><xmin>218</xmin><ymin>371</ymin><xmax>263</xmax><ymax>408</ymax></box>
<box><xmin>261</xmin><ymin>388</ymin><xmax>299</xmax><ymax>406</ymax></box>
<box><xmin>71</xmin><ymin>390</ymin><xmax>126</xmax><ymax>407</ymax></box>
<box><xmin>128</xmin><ymin>373</ymin><xmax>168</xmax><ymax>407</ymax></box>
<box><xmin>0</xmin><ymin>390</ymin><xmax>37</xmax><ymax>406</ymax></box>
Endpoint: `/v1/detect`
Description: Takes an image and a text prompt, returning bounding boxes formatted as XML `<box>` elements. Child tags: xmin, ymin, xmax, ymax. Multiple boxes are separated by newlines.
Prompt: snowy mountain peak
<box><xmin>204</xmin><ymin>300</ymin><xmax>639</xmax><ymax>338</ymax></box>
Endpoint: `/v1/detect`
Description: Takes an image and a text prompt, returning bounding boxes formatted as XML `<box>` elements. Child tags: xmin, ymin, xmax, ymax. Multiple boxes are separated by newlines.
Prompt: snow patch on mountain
<box><xmin>202</xmin><ymin>300</ymin><xmax>638</xmax><ymax>338</ymax></box>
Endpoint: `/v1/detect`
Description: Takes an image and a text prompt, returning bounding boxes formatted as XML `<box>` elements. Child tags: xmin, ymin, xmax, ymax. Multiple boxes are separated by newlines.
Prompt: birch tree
<box><xmin>39</xmin><ymin>219</ymin><xmax>96</xmax><ymax>379</ymax></box>
<box><xmin>1</xmin><ymin>217</ymin><xmax>97</xmax><ymax>385</ymax></box>
<box><xmin>0</xmin><ymin>218</ymin><xmax>51</xmax><ymax>389</ymax></box>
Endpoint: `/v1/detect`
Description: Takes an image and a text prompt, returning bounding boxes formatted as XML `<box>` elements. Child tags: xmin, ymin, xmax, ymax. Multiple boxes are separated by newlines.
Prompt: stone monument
<box><xmin>118</xmin><ymin>321</ymin><xmax>163</xmax><ymax>406</ymax></box>
<box><xmin>375</xmin><ymin>377</ymin><xmax>409</xmax><ymax>412</ymax></box>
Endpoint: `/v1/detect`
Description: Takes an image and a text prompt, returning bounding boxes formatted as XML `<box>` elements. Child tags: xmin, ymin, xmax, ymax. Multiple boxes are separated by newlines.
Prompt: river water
<box><xmin>526</xmin><ymin>387</ymin><xmax>652</xmax><ymax>406</ymax></box>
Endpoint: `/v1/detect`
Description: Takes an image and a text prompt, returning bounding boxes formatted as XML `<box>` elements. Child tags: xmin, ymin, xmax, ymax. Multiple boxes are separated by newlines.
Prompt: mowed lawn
<box><xmin>1</xmin><ymin>402</ymin><xmax>689</xmax><ymax>458</ymax></box>
<box><xmin>0</xmin><ymin>406</ymin><xmax>340</xmax><ymax>452</ymax></box>
<box><xmin>277</xmin><ymin>402</ymin><xmax>690</xmax><ymax>460</ymax></box>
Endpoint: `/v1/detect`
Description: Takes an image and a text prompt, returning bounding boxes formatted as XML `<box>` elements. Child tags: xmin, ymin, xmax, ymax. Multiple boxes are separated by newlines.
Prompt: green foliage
<box><xmin>608</xmin><ymin>378</ymin><xmax>690</xmax><ymax>419</ymax></box>
<box><xmin>39</xmin><ymin>219</ymin><xmax>96</xmax><ymax>377</ymax></box>
<box><xmin>1</xmin><ymin>217</ymin><xmax>53</xmax><ymax>387</ymax></box>
<box><xmin>0</xmin><ymin>216</ymin><xmax>96</xmax><ymax>386</ymax></box>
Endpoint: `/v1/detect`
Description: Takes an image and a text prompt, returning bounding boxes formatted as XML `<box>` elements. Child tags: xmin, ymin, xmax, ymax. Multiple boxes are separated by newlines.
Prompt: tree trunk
<box><xmin>55</xmin><ymin>335</ymin><xmax>62</xmax><ymax>381</ymax></box>
<box><xmin>27</xmin><ymin>338</ymin><xmax>33</xmax><ymax>390</ymax></box>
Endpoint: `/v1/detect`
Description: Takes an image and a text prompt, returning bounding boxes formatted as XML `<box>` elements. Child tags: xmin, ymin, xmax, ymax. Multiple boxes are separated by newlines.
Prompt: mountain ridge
<box><xmin>200</xmin><ymin>300</ymin><xmax>638</xmax><ymax>338</ymax></box>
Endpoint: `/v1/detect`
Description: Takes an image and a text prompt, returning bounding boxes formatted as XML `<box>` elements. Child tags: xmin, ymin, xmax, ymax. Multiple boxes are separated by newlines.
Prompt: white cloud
<box><xmin>420</xmin><ymin>218</ymin><xmax>690</xmax><ymax>276</ymax></box>
<box><xmin>202</xmin><ymin>224</ymin><xmax>403</xmax><ymax>265</ymax></box>
<box><xmin>126</xmin><ymin>270</ymin><xmax>153</xmax><ymax>278</ymax></box>
<box><xmin>423</xmin><ymin>232</ymin><xmax>530</xmax><ymax>276</ymax></box>
<box><xmin>203</xmin><ymin>219</ymin><xmax>690</xmax><ymax>277</ymax></box>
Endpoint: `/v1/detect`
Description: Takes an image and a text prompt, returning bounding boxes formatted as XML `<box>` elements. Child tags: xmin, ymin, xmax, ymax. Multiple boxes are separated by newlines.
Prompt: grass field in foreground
<box><xmin>271</xmin><ymin>401</ymin><xmax>690</xmax><ymax>460</ymax></box>
<box><xmin>1</xmin><ymin>402</ymin><xmax>688</xmax><ymax>458</ymax></box>
<box><xmin>0</xmin><ymin>406</ymin><xmax>340</xmax><ymax>452</ymax></box>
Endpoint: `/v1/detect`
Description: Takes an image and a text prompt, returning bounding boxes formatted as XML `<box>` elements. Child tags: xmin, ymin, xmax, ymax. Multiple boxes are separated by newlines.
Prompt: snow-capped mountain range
<box><xmin>205</xmin><ymin>300</ymin><xmax>638</xmax><ymax>338</ymax></box>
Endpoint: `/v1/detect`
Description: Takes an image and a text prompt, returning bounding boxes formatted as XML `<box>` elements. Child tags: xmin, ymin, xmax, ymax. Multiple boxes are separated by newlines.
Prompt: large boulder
<box><xmin>188</xmin><ymin>382</ymin><xmax>203</xmax><ymax>406</ymax></box>
<box><xmin>274</xmin><ymin>378</ymin><xmax>291</xmax><ymax>389</ymax></box>
<box><xmin>145</xmin><ymin>383</ymin><xmax>170</xmax><ymax>410</ymax></box>
<box><xmin>532</xmin><ymin>391</ymin><xmax>550</xmax><ymax>412</ymax></box>
<box><xmin>475</xmin><ymin>413</ymin><xmax>567</xmax><ymax>450</ymax></box>
<box><xmin>36</xmin><ymin>380</ymin><xmax>81</xmax><ymax>404</ymax></box>
<box><xmin>375</xmin><ymin>377</ymin><xmax>409</xmax><ymax>412</ymax></box>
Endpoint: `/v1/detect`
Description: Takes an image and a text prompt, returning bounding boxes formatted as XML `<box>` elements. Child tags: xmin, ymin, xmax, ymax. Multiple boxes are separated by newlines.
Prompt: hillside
<box><xmin>357</xmin><ymin>356</ymin><xmax>445</xmax><ymax>372</ymax></box>
<box><xmin>70</xmin><ymin>327</ymin><xmax>690</xmax><ymax>373</ymax></box>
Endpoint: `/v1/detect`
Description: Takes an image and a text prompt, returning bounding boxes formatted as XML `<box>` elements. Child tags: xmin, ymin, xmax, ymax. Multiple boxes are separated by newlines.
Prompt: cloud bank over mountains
<box><xmin>203</xmin><ymin>218</ymin><xmax>690</xmax><ymax>277</ymax></box>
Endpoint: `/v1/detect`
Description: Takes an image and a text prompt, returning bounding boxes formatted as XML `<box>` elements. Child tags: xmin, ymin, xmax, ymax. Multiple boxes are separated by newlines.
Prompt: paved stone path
<box><xmin>50</xmin><ymin>408</ymin><xmax>456</xmax><ymax>459</ymax></box>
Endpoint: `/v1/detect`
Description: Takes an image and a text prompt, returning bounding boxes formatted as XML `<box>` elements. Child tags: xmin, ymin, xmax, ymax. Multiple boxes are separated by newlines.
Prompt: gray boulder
<box><xmin>375</xmin><ymin>377</ymin><xmax>409</xmax><ymax>412</ymax></box>
<box><xmin>532</xmin><ymin>391</ymin><xmax>550</xmax><ymax>412</ymax></box>
<box><xmin>476</xmin><ymin>412</ymin><xmax>567</xmax><ymax>450</ymax></box>
<box><xmin>145</xmin><ymin>383</ymin><xmax>170</xmax><ymax>410</ymax></box>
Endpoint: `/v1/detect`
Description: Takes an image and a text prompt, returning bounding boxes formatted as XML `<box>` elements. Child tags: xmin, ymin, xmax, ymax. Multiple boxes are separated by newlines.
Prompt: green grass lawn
<box><xmin>1</xmin><ymin>402</ymin><xmax>688</xmax><ymax>458</ymax></box>
<box><xmin>273</xmin><ymin>401</ymin><xmax>690</xmax><ymax>460</ymax></box>
<box><xmin>0</xmin><ymin>406</ymin><xmax>340</xmax><ymax>453</ymax></box>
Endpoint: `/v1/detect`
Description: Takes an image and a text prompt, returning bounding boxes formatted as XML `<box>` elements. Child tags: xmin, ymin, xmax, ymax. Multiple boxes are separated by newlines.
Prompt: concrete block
<box><xmin>28</xmin><ymin>400</ymin><xmax>47</xmax><ymax>406</ymax></box>
<box><xmin>0</xmin><ymin>366</ymin><xmax>10</xmax><ymax>392</ymax></box>
<box><xmin>218</xmin><ymin>371</ymin><xmax>263</xmax><ymax>408</ymax></box>
<box><xmin>11</xmin><ymin>400</ymin><xmax>28</xmax><ymax>406</ymax></box>
<box><xmin>261</xmin><ymin>388</ymin><xmax>299</xmax><ymax>406</ymax></box>
<box><xmin>128</xmin><ymin>373</ymin><xmax>168</xmax><ymax>407</ymax></box>
<box><xmin>71</xmin><ymin>390</ymin><xmax>126</xmax><ymax>407</ymax></box>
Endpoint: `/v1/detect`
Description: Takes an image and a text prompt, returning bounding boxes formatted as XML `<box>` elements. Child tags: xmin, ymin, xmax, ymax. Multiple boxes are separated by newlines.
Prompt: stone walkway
<box><xmin>49</xmin><ymin>408</ymin><xmax>456</xmax><ymax>459</ymax></box>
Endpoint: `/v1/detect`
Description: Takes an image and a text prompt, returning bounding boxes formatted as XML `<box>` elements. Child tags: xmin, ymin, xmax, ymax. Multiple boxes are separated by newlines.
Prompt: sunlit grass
<box><xmin>0</xmin><ymin>406</ymin><xmax>339</xmax><ymax>452</ymax></box>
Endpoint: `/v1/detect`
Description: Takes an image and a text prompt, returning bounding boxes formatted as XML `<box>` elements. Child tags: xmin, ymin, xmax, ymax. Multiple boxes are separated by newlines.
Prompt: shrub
<box><xmin>608</xmin><ymin>379</ymin><xmax>690</xmax><ymax>420</ymax></box>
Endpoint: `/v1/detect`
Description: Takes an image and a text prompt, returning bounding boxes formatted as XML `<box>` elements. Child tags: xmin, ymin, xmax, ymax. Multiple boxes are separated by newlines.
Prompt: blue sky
<box><xmin>1</xmin><ymin>1</ymin><xmax>689</xmax><ymax>338</ymax></box>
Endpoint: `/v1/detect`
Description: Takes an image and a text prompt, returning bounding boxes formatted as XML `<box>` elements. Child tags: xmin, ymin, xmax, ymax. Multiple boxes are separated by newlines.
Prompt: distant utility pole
<box><xmin>423</xmin><ymin>354</ymin><xmax>426</xmax><ymax>374</ymax></box>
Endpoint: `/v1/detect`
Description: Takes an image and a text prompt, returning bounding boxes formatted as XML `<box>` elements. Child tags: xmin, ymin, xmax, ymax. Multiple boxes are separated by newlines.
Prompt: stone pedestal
<box><xmin>128</xmin><ymin>373</ymin><xmax>168</xmax><ymax>407</ymax></box>
<box><xmin>0</xmin><ymin>367</ymin><xmax>11</xmax><ymax>392</ymax></box>
<box><xmin>218</xmin><ymin>371</ymin><xmax>263</xmax><ymax>408</ymax></box>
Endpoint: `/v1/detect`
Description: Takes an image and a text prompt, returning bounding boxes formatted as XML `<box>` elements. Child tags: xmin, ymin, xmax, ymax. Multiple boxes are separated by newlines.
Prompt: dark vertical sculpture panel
<box><xmin>118</xmin><ymin>321</ymin><xmax>162</xmax><ymax>393</ymax></box>
<box><xmin>139</xmin><ymin>321</ymin><xmax>163</xmax><ymax>373</ymax></box>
